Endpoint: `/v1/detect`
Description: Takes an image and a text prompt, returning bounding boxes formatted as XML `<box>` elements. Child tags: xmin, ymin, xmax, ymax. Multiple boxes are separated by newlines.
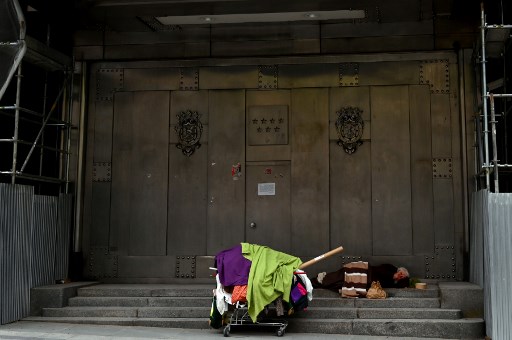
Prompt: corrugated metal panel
<box><xmin>469</xmin><ymin>189</ymin><xmax>486</xmax><ymax>287</ymax></box>
<box><xmin>469</xmin><ymin>190</ymin><xmax>490</xmax><ymax>337</ymax></box>
<box><xmin>0</xmin><ymin>183</ymin><xmax>33</xmax><ymax>324</ymax></box>
<box><xmin>0</xmin><ymin>184</ymin><xmax>74</xmax><ymax>325</ymax></box>
<box><xmin>54</xmin><ymin>193</ymin><xmax>72</xmax><ymax>281</ymax></box>
<box><xmin>471</xmin><ymin>190</ymin><xmax>512</xmax><ymax>339</ymax></box>
<box><xmin>31</xmin><ymin>195</ymin><xmax>58</xmax><ymax>287</ymax></box>
<box><xmin>487</xmin><ymin>193</ymin><xmax>512</xmax><ymax>340</ymax></box>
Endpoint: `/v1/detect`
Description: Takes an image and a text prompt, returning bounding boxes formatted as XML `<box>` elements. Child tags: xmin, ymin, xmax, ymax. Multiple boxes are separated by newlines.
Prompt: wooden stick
<box><xmin>298</xmin><ymin>246</ymin><xmax>344</xmax><ymax>269</ymax></box>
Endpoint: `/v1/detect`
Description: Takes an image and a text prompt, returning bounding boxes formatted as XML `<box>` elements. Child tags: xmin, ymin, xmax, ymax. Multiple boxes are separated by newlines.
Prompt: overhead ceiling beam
<box><xmin>155</xmin><ymin>9</ymin><xmax>366</xmax><ymax>25</ymax></box>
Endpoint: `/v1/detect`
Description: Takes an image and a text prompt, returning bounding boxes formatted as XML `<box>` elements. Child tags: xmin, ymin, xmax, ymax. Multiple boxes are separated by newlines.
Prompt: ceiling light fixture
<box><xmin>156</xmin><ymin>9</ymin><xmax>365</xmax><ymax>26</ymax></box>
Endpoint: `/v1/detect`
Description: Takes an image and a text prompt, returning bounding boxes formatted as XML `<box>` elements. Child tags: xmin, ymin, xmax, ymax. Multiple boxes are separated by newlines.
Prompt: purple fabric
<box><xmin>215</xmin><ymin>244</ymin><xmax>252</xmax><ymax>287</ymax></box>
<box><xmin>291</xmin><ymin>282</ymin><xmax>307</xmax><ymax>303</ymax></box>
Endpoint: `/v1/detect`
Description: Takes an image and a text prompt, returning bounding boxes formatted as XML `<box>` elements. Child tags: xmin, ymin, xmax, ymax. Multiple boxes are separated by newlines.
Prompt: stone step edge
<box><xmin>75</xmin><ymin>289</ymin><xmax>439</xmax><ymax>299</ymax></box>
<box><xmin>76</xmin><ymin>288</ymin><xmax>439</xmax><ymax>298</ymax></box>
<box><xmin>44</xmin><ymin>306</ymin><xmax>461</xmax><ymax>312</ymax></box>
<box><xmin>41</xmin><ymin>307</ymin><xmax>463</xmax><ymax>321</ymax></box>
<box><xmin>25</xmin><ymin>316</ymin><xmax>483</xmax><ymax>323</ymax></box>
<box><xmin>69</xmin><ymin>296</ymin><xmax>441</xmax><ymax>302</ymax></box>
<box><xmin>25</xmin><ymin>315</ymin><xmax>485</xmax><ymax>337</ymax></box>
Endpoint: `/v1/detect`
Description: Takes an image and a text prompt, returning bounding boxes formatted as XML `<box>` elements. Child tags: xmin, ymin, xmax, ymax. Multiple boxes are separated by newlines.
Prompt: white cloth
<box><xmin>294</xmin><ymin>270</ymin><xmax>314</xmax><ymax>301</ymax></box>
<box><xmin>215</xmin><ymin>273</ymin><xmax>231</xmax><ymax>314</ymax></box>
<box><xmin>316</xmin><ymin>271</ymin><xmax>327</xmax><ymax>284</ymax></box>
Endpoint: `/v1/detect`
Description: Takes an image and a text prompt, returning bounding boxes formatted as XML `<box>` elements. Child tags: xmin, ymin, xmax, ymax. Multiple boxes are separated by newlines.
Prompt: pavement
<box><xmin>0</xmin><ymin>321</ymin><xmax>463</xmax><ymax>340</ymax></box>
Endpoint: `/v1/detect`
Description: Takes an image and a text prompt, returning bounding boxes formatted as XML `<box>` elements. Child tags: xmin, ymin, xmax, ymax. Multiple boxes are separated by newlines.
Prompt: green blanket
<box><xmin>241</xmin><ymin>243</ymin><xmax>303</xmax><ymax>322</ymax></box>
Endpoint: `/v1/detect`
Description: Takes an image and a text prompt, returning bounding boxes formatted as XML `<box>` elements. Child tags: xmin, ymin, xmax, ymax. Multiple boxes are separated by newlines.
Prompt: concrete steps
<box><xmin>26</xmin><ymin>282</ymin><xmax>485</xmax><ymax>339</ymax></box>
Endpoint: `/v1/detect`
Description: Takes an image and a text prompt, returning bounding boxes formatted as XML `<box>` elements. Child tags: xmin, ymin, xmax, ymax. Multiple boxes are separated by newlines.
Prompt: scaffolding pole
<box><xmin>478</xmin><ymin>2</ymin><xmax>512</xmax><ymax>192</ymax></box>
<box><xmin>479</xmin><ymin>2</ymin><xmax>491</xmax><ymax>189</ymax></box>
<box><xmin>489</xmin><ymin>95</ymin><xmax>499</xmax><ymax>192</ymax></box>
<box><xmin>11</xmin><ymin>63</ymin><xmax>22</xmax><ymax>184</ymax></box>
<box><xmin>2</xmin><ymin>73</ymin><xmax>72</xmax><ymax>186</ymax></box>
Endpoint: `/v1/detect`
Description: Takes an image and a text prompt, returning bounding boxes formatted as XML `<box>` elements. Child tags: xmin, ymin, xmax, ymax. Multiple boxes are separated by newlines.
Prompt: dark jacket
<box><xmin>311</xmin><ymin>263</ymin><xmax>409</xmax><ymax>290</ymax></box>
<box><xmin>367</xmin><ymin>264</ymin><xmax>409</xmax><ymax>288</ymax></box>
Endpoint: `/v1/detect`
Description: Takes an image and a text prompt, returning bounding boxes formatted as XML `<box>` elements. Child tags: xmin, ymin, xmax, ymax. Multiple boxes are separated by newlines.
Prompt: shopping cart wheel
<box><xmin>223</xmin><ymin>325</ymin><xmax>230</xmax><ymax>337</ymax></box>
<box><xmin>276</xmin><ymin>327</ymin><xmax>285</xmax><ymax>337</ymax></box>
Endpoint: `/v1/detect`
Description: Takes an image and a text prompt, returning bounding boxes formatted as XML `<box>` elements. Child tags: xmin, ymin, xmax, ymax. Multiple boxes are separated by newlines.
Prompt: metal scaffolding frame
<box><xmin>0</xmin><ymin>0</ymin><xmax>74</xmax><ymax>192</ymax></box>
<box><xmin>477</xmin><ymin>2</ymin><xmax>512</xmax><ymax>193</ymax></box>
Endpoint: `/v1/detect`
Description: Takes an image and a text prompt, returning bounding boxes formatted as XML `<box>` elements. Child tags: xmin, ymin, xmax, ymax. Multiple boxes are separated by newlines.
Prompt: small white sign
<box><xmin>258</xmin><ymin>183</ymin><xmax>275</xmax><ymax>196</ymax></box>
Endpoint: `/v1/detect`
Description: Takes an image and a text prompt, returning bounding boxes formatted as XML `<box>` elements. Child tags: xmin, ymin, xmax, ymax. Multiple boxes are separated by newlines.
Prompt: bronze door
<box><xmin>245</xmin><ymin>162</ymin><xmax>291</xmax><ymax>254</ymax></box>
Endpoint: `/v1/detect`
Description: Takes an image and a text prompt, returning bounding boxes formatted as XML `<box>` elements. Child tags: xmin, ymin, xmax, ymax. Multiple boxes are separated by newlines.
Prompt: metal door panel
<box><xmin>433</xmin><ymin>179</ymin><xmax>455</xmax><ymax>245</ymax></box>
<box><xmin>330</xmin><ymin>142</ymin><xmax>372</xmax><ymax>255</ymax></box>
<box><xmin>207</xmin><ymin>90</ymin><xmax>246</xmax><ymax>255</ymax></box>
<box><xmin>290</xmin><ymin>88</ymin><xmax>329</xmax><ymax>256</ymax></box>
<box><xmin>170</xmin><ymin>91</ymin><xmax>209</xmax><ymax>126</ymax></box>
<box><xmin>109</xmin><ymin>92</ymin><xmax>134</xmax><ymax>256</ymax></box>
<box><xmin>429</xmin><ymin>89</ymin><xmax>457</xmax><ymax>251</ymax></box>
<box><xmin>448</xmin><ymin>61</ymin><xmax>464</xmax><ymax>279</ymax></box>
<box><xmin>359</xmin><ymin>61</ymin><xmax>421</xmax><ymax>86</ymax></box>
<box><xmin>279</xmin><ymin>64</ymin><xmax>340</xmax><ymax>88</ymax></box>
<box><xmin>168</xmin><ymin>146</ymin><xmax>208</xmax><ymax>255</ymax></box>
<box><xmin>371</xmin><ymin>86</ymin><xmax>412</xmax><ymax>255</ymax></box>
<box><xmin>462</xmin><ymin>49</ymin><xmax>477</xmax><ymax>191</ymax></box>
<box><xmin>410</xmin><ymin>85</ymin><xmax>435</xmax><ymax>254</ymax></box>
<box><xmin>90</xmin><ymin>182</ymin><xmax>111</xmax><ymax>247</ymax></box>
<box><xmin>110</xmin><ymin>91</ymin><xmax>169</xmax><ymax>256</ymax></box>
<box><xmin>93</xmin><ymin>101</ymin><xmax>114</xmax><ymax>162</ymax></box>
<box><xmin>329</xmin><ymin>87</ymin><xmax>372</xmax><ymax>256</ymax></box>
<box><xmin>329</xmin><ymin>87</ymin><xmax>372</xmax><ymax>123</ymax></box>
<box><xmin>82</xmin><ymin>67</ymin><xmax>101</xmax><ymax>254</ymax></box>
<box><xmin>117</xmin><ymin>256</ymin><xmax>175</xmax><ymax>278</ymax></box>
<box><xmin>90</xmin><ymin>67</ymin><xmax>115</xmax><ymax>252</ymax></box>
<box><xmin>123</xmin><ymin>68</ymin><xmax>180</xmax><ymax>91</ymax></box>
<box><xmin>246</xmin><ymin>162</ymin><xmax>291</xmax><ymax>254</ymax></box>
<box><xmin>246</xmin><ymin>90</ymin><xmax>291</xmax><ymax>161</ymax></box>
<box><xmin>168</xmin><ymin>91</ymin><xmax>209</xmax><ymax>255</ymax></box>
<box><xmin>247</xmin><ymin>105</ymin><xmax>288</xmax><ymax>146</ymax></box>
<box><xmin>200</xmin><ymin>66</ymin><xmax>258</xmax><ymax>90</ymax></box>
<box><xmin>431</xmin><ymin>94</ymin><xmax>452</xmax><ymax>157</ymax></box>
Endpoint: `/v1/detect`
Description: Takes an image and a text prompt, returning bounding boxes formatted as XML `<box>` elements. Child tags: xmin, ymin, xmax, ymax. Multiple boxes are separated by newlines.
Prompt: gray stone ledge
<box><xmin>438</xmin><ymin>281</ymin><xmax>484</xmax><ymax>318</ymax></box>
<box><xmin>30</xmin><ymin>281</ymin><xmax>100</xmax><ymax>316</ymax></box>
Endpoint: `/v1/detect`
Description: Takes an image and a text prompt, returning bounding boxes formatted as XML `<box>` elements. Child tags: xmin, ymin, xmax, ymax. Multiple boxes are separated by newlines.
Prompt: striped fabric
<box><xmin>340</xmin><ymin>261</ymin><xmax>368</xmax><ymax>298</ymax></box>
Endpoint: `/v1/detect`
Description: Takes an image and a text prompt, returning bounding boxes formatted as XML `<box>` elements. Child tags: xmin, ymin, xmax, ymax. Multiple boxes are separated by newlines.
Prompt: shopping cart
<box><xmin>213</xmin><ymin>245</ymin><xmax>344</xmax><ymax>337</ymax></box>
